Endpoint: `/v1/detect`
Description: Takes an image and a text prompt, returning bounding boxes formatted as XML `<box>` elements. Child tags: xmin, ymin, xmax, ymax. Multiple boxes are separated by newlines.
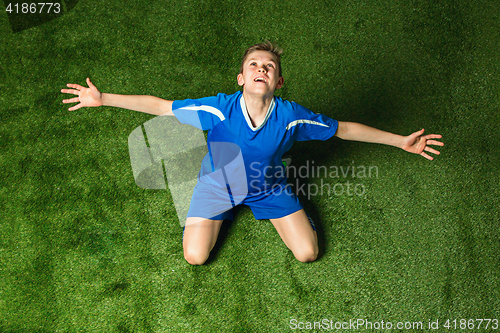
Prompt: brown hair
<box><xmin>239</xmin><ymin>40</ymin><xmax>283</xmax><ymax>77</ymax></box>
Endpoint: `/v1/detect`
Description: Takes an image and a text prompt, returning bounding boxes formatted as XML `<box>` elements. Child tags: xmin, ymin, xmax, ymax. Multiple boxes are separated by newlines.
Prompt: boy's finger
<box><xmin>424</xmin><ymin>147</ymin><xmax>440</xmax><ymax>155</ymax></box>
<box><xmin>61</xmin><ymin>89</ymin><xmax>80</xmax><ymax>95</ymax></box>
<box><xmin>427</xmin><ymin>140</ymin><xmax>444</xmax><ymax>146</ymax></box>
<box><xmin>87</xmin><ymin>78</ymin><xmax>95</xmax><ymax>88</ymax></box>
<box><xmin>68</xmin><ymin>103</ymin><xmax>83</xmax><ymax>111</ymax></box>
<box><xmin>63</xmin><ymin>97</ymin><xmax>80</xmax><ymax>103</ymax></box>
<box><xmin>67</xmin><ymin>83</ymin><xmax>84</xmax><ymax>90</ymax></box>
<box><xmin>424</xmin><ymin>134</ymin><xmax>442</xmax><ymax>139</ymax></box>
<box><xmin>421</xmin><ymin>152</ymin><xmax>433</xmax><ymax>161</ymax></box>
<box><xmin>411</xmin><ymin>129</ymin><xmax>425</xmax><ymax>138</ymax></box>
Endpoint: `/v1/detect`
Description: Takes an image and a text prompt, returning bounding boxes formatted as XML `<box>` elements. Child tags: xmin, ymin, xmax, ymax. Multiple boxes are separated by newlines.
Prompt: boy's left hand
<box><xmin>401</xmin><ymin>129</ymin><xmax>444</xmax><ymax>161</ymax></box>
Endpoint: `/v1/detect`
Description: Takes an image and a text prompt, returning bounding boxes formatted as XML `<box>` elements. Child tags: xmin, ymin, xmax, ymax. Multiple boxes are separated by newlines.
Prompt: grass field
<box><xmin>1</xmin><ymin>0</ymin><xmax>499</xmax><ymax>332</ymax></box>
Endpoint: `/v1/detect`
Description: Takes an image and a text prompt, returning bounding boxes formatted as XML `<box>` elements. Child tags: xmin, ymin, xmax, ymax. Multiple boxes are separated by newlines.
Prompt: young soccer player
<box><xmin>62</xmin><ymin>41</ymin><xmax>443</xmax><ymax>265</ymax></box>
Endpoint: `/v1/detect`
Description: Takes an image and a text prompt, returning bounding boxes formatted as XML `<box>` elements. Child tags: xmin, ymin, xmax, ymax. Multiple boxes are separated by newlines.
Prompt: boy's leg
<box><xmin>270</xmin><ymin>209</ymin><xmax>318</xmax><ymax>262</ymax></box>
<box><xmin>183</xmin><ymin>217</ymin><xmax>223</xmax><ymax>265</ymax></box>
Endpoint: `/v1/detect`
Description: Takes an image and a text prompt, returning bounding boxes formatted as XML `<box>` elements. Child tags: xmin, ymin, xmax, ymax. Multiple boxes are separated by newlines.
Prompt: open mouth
<box><xmin>254</xmin><ymin>77</ymin><xmax>267</xmax><ymax>83</ymax></box>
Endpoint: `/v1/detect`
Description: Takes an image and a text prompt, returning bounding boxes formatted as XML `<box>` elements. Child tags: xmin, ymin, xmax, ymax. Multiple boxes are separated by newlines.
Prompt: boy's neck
<box><xmin>242</xmin><ymin>90</ymin><xmax>274</xmax><ymax>128</ymax></box>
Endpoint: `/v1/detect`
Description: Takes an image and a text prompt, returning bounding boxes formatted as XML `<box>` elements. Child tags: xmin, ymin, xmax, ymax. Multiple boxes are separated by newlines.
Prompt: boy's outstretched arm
<box><xmin>334</xmin><ymin>121</ymin><xmax>444</xmax><ymax>161</ymax></box>
<box><xmin>61</xmin><ymin>78</ymin><xmax>173</xmax><ymax>116</ymax></box>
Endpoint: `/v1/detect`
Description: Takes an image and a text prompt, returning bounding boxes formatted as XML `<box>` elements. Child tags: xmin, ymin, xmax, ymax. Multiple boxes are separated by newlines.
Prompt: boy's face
<box><xmin>237</xmin><ymin>50</ymin><xmax>284</xmax><ymax>97</ymax></box>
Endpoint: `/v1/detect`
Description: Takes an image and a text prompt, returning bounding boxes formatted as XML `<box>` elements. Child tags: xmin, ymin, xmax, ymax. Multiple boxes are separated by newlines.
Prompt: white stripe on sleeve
<box><xmin>178</xmin><ymin>105</ymin><xmax>226</xmax><ymax>122</ymax></box>
<box><xmin>286</xmin><ymin>119</ymin><xmax>329</xmax><ymax>130</ymax></box>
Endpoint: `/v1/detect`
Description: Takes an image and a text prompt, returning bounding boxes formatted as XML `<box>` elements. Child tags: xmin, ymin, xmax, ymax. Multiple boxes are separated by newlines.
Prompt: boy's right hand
<box><xmin>61</xmin><ymin>78</ymin><xmax>103</xmax><ymax>111</ymax></box>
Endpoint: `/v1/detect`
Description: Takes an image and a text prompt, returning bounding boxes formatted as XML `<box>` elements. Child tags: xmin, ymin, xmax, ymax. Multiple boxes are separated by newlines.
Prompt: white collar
<box><xmin>239</xmin><ymin>95</ymin><xmax>275</xmax><ymax>131</ymax></box>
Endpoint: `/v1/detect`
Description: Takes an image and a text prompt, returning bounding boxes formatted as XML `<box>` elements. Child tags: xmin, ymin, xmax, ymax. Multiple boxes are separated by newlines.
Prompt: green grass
<box><xmin>1</xmin><ymin>0</ymin><xmax>499</xmax><ymax>332</ymax></box>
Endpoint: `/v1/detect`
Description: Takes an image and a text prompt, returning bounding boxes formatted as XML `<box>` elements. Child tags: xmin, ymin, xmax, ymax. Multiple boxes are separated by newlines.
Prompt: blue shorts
<box><xmin>186</xmin><ymin>181</ymin><xmax>303</xmax><ymax>220</ymax></box>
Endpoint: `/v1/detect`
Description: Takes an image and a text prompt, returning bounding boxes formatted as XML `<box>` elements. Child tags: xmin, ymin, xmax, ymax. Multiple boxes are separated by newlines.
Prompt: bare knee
<box><xmin>293</xmin><ymin>245</ymin><xmax>318</xmax><ymax>263</ymax></box>
<box><xmin>183</xmin><ymin>218</ymin><xmax>222</xmax><ymax>265</ymax></box>
<box><xmin>184</xmin><ymin>248</ymin><xmax>210</xmax><ymax>266</ymax></box>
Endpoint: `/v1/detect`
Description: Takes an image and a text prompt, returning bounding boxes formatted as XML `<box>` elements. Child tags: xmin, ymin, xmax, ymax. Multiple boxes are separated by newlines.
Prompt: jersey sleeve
<box><xmin>287</xmin><ymin>102</ymin><xmax>338</xmax><ymax>141</ymax></box>
<box><xmin>172</xmin><ymin>94</ymin><xmax>227</xmax><ymax>130</ymax></box>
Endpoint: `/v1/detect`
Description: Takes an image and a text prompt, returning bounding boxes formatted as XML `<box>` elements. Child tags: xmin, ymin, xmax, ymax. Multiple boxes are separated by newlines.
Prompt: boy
<box><xmin>62</xmin><ymin>41</ymin><xmax>443</xmax><ymax>265</ymax></box>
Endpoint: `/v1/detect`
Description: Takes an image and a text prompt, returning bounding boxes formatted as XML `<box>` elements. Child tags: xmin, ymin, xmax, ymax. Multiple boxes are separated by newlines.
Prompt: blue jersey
<box><xmin>172</xmin><ymin>91</ymin><xmax>338</xmax><ymax>195</ymax></box>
